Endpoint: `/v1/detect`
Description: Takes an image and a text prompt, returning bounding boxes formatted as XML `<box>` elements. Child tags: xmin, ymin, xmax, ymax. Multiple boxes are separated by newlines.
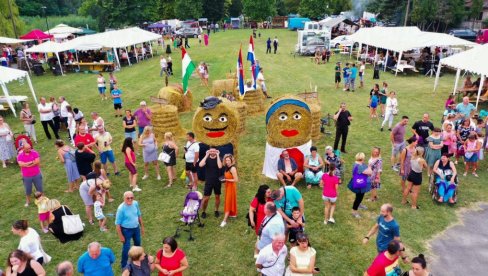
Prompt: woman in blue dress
<box><xmin>55</xmin><ymin>140</ymin><xmax>81</xmax><ymax>192</ymax></box>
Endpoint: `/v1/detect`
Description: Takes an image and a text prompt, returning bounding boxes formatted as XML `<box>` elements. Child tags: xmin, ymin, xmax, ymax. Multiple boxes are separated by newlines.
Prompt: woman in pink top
<box><xmin>16</xmin><ymin>143</ymin><xmax>43</xmax><ymax>207</ymax></box>
<box><xmin>122</xmin><ymin>137</ymin><xmax>141</xmax><ymax>192</ymax></box>
<box><xmin>321</xmin><ymin>163</ymin><xmax>339</xmax><ymax>225</ymax></box>
<box><xmin>463</xmin><ymin>133</ymin><xmax>481</xmax><ymax>177</ymax></box>
<box><xmin>441</xmin><ymin>124</ymin><xmax>457</xmax><ymax>157</ymax></box>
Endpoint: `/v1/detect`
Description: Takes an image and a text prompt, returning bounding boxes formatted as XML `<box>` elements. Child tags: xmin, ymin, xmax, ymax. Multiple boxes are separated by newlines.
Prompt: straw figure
<box><xmin>262</xmin><ymin>95</ymin><xmax>313</xmax><ymax>179</ymax></box>
<box><xmin>150</xmin><ymin>104</ymin><xmax>185</xmax><ymax>142</ymax></box>
<box><xmin>157</xmin><ymin>84</ymin><xmax>193</xmax><ymax>112</ymax></box>
<box><xmin>192</xmin><ymin>96</ymin><xmax>240</xmax><ymax>181</ymax></box>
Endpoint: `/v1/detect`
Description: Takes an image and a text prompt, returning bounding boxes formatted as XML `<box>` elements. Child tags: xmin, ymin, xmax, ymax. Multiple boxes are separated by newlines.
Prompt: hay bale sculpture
<box><xmin>242</xmin><ymin>88</ymin><xmax>265</xmax><ymax>114</ymax></box>
<box><xmin>262</xmin><ymin>96</ymin><xmax>312</xmax><ymax>179</ymax></box>
<box><xmin>150</xmin><ymin>104</ymin><xmax>185</xmax><ymax>143</ymax></box>
<box><xmin>192</xmin><ymin>96</ymin><xmax>240</xmax><ymax>181</ymax></box>
<box><xmin>228</xmin><ymin>100</ymin><xmax>247</xmax><ymax>134</ymax></box>
<box><xmin>309</xmin><ymin>103</ymin><xmax>322</xmax><ymax>141</ymax></box>
<box><xmin>211</xmin><ymin>79</ymin><xmax>238</xmax><ymax>98</ymax></box>
<box><xmin>157</xmin><ymin>84</ymin><xmax>193</xmax><ymax>112</ymax></box>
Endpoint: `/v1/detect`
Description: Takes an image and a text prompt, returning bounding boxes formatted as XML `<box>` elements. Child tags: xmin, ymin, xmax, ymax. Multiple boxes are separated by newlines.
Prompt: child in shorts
<box><xmin>93</xmin><ymin>193</ymin><xmax>107</xmax><ymax>232</ymax></box>
<box><xmin>321</xmin><ymin>163</ymin><xmax>339</xmax><ymax>225</ymax></box>
<box><xmin>287</xmin><ymin>207</ymin><xmax>305</xmax><ymax>246</ymax></box>
<box><xmin>34</xmin><ymin>192</ymin><xmax>50</xmax><ymax>233</ymax></box>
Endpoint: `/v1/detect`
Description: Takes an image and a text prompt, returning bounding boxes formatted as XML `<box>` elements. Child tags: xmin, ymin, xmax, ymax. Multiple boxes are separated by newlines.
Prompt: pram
<box><xmin>14</xmin><ymin>132</ymin><xmax>33</xmax><ymax>153</ymax></box>
<box><xmin>428</xmin><ymin>172</ymin><xmax>458</xmax><ymax>204</ymax></box>
<box><xmin>174</xmin><ymin>191</ymin><xmax>204</xmax><ymax>241</ymax></box>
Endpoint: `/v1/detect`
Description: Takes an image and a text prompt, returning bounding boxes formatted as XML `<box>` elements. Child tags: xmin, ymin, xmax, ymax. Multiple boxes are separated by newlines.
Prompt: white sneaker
<box><xmin>157</xmin><ymin>175</ymin><xmax>161</xmax><ymax>180</ymax></box>
<box><xmin>328</xmin><ymin>218</ymin><xmax>336</xmax><ymax>224</ymax></box>
<box><xmin>220</xmin><ymin>221</ymin><xmax>227</xmax><ymax>227</ymax></box>
<box><xmin>132</xmin><ymin>186</ymin><xmax>142</xmax><ymax>192</ymax></box>
<box><xmin>142</xmin><ymin>175</ymin><xmax>149</xmax><ymax>180</ymax></box>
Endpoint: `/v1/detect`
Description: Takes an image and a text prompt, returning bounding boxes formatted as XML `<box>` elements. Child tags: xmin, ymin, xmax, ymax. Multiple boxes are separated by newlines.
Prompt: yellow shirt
<box><xmin>35</xmin><ymin>197</ymin><xmax>50</xmax><ymax>214</ymax></box>
<box><xmin>95</xmin><ymin>132</ymin><xmax>112</xmax><ymax>152</ymax></box>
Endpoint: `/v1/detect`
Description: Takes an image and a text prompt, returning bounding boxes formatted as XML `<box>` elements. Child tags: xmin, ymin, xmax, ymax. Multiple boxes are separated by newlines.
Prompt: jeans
<box><xmin>381</xmin><ymin>110</ymin><xmax>394</xmax><ymax>128</ymax></box>
<box><xmin>437</xmin><ymin>181</ymin><xmax>456</xmax><ymax>202</ymax></box>
<box><xmin>121</xmin><ymin>226</ymin><xmax>141</xmax><ymax>268</ymax></box>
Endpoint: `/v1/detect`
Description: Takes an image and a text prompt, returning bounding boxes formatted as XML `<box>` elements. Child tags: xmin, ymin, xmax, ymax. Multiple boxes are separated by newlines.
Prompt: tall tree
<box><xmin>284</xmin><ymin>0</ymin><xmax>300</xmax><ymax>14</ymax></box>
<box><xmin>367</xmin><ymin>0</ymin><xmax>405</xmax><ymax>25</ymax></box>
<box><xmin>276</xmin><ymin>0</ymin><xmax>287</xmax><ymax>16</ymax></box>
<box><xmin>203</xmin><ymin>0</ymin><xmax>225</xmax><ymax>21</ymax></box>
<box><xmin>227</xmin><ymin>0</ymin><xmax>242</xmax><ymax>17</ymax></box>
<box><xmin>16</xmin><ymin>0</ymin><xmax>82</xmax><ymax>16</ymax></box>
<box><xmin>329</xmin><ymin>0</ymin><xmax>352</xmax><ymax>15</ymax></box>
<box><xmin>0</xmin><ymin>0</ymin><xmax>25</xmax><ymax>37</ymax></box>
<box><xmin>175</xmin><ymin>0</ymin><xmax>203</xmax><ymax>20</ymax></box>
<box><xmin>158</xmin><ymin>0</ymin><xmax>176</xmax><ymax>19</ymax></box>
<box><xmin>299</xmin><ymin>0</ymin><xmax>328</xmax><ymax>18</ymax></box>
<box><xmin>242</xmin><ymin>0</ymin><xmax>276</xmax><ymax>21</ymax></box>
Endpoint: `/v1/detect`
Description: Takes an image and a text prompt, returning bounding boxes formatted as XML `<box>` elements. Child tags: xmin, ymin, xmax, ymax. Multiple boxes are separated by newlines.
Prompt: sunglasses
<box><xmin>125</xmin><ymin>197</ymin><xmax>134</xmax><ymax>200</ymax></box>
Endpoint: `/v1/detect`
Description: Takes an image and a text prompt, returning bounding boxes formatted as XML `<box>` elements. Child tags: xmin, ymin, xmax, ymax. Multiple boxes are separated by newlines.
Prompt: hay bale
<box><xmin>211</xmin><ymin>79</ymin><xmax>237</xmax><ymax>97</ymax></box>
<box><xmin>297</xmin><ymin>92</ymin><xmax>320</xmax><ymax>105</ymax></box>
<box><xmin>226</xmin><ymin>72</ymin><xmax>236</xmax><ymax>79</ymax></box>
<box><xmin>150</xmin><ymin>105</ymin><xmax>185</xmax><ymax>143</ymax></box>
<box><xmin>242</xmin><ymin>90</ymin><xmax>265</xmax><ymax>114</ymax></box>
<box><xmin>228</xmin><ymin>100</ymin><xmax>247</xmax><ymax>133</ymax></box>
<box><xmin>309</xmin><ymin>103</ymin><xmax>322</xmax><ymax>141</ymax></box>
<box><xmin>157</xmin><ymin>84</ymin><xmax>193</xmax><ymax>112</ymax></box>
<box><xmin>265</xmin><ymin>95</ymin><xmax>312</xmax><ymax>149</ymax></box>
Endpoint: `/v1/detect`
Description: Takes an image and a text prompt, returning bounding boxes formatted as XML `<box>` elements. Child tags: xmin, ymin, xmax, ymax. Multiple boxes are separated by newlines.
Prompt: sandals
<box><xmin>165</xmin><ymin>183</ymin><xmax>172</xmax><ymax>188</ymax></box>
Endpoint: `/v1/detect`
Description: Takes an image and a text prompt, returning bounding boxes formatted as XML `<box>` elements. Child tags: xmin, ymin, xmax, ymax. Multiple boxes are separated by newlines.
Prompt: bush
<box><xmin>21</xmin><ymin>15</ymin><xmax>98</xmax><ymax>32</ymax></box>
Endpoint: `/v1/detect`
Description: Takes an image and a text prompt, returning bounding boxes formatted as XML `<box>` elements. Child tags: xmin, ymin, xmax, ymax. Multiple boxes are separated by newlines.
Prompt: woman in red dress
<box><xmin>155</xmin><ymin>237</ymin><xmax>188</xmax><ymax>276</ymax></box>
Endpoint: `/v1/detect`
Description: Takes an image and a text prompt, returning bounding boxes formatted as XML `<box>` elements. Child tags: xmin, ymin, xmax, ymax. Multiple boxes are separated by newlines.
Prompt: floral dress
<box><xmin>0</xmin><ymin>125</ymin><xmax>15</xmax><ymax>161</ymax></box>
<box><xmin>368</xmin><ymin>157</ymin><xmax>382</xmax><ymax>189</ymax></box>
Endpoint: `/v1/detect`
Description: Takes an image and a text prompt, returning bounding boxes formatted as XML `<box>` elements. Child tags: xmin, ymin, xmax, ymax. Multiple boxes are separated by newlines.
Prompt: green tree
<box><xmin>78</xmin><ymin>0</ymin><xmax>100</xmax><ymax>19</ymax></box>
<box><xmin>242</xmin><ymin>0</ymin><xmax>276</xmax><ymax>21</ymax></box>
<box><xmin>227</xmin><ymin>0</ymin><xmax>242</xmax><ymax>17</ymax></box>
<box><xmin>276</xmin><ymin>0</ymin><xmax>287</xmax><ymax>16</ymax></box>
<box><xmin>468</xmin><ymin>0</ymin><xmax>483</xmax><ymax>20</ymax></box>
<box><xmin>284</xmin><ymin>0</ymin><xmax>300</xmax><ymax>14</ymax></box>
<box><xmin>329</xmin><ymin>0</ymin><xmax>352</xmax><ymax>14</ymax></box>
<box><xmin>299</xmin><ymin>0</ymin><xmax>328</xmax><ymax>18</ymax></box>
<box><xmin>175</xmin><ymin>0</ymin><xmax>203</xmax><ymax>20</ymax></box>
<box><xmin>367</xmin><ymin>0</ymin><xmax>405</xmax><ymax>24</ymax></box>
<box><xmin>16</xmin><ymin>0</ymin><xmax>82</xmax><ymax>16</ymax></box>
<box><xmin>158</xmin><ymin>0</ymin><xmax>176</xmax><ymax>19</ymax></box>
<box><xmin>203</xmin><ymin>0</ymin><xmax>225</xmax><ymax>21</ymax></box>
<box><xmin>0</xmin><ymin>0</ymin><xmax>25</xmax><ymax>37</ymax></box>
<box><xmin>410</xmin><ymin>0</ymin><xmax>437</xmax><ymax>30</ymax></box>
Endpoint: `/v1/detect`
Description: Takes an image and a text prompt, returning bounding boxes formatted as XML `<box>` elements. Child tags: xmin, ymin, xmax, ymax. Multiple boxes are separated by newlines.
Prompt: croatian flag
<box><xmin>237</xmin><ymin>47</ymin><xmax>245</xmax><ymax>98</ymax></box>
<box><xmin>247</xmin><ymin>36</ymin><xmax>258</xmax><ymax>89</ymax></box>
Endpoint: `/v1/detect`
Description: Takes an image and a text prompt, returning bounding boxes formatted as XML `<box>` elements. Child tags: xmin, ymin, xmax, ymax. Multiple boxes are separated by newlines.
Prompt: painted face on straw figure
<box><xmin>262</xmin><ymin>96</ymin><xmax>312</xmax><ymax>179</ymax></box>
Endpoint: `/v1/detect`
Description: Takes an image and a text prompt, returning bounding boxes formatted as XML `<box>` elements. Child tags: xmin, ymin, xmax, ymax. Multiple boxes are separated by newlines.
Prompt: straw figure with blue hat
<box><xmin>262</xmin><ymin>95</ymin><xmax>313</xmax><ymax>179</ymax></box>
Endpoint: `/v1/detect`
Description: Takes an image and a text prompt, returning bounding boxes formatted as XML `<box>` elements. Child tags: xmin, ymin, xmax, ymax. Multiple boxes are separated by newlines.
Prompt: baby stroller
<box><xmin>428</xmin><ymin>172</ymin><xmax>458</xmax><ymax>204</ymax></box>
<box><xmin>174</xmin><ymin>191</ymin><xmax>204</xmax><ymax>241</ymax></box>
<box><xmin>14</xmin><ymin>132</ymin><xmax>33</xmax><ymax>153</ymax></box>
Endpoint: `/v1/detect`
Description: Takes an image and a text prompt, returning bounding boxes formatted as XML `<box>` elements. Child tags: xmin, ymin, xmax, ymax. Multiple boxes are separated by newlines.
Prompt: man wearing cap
<box><xmin>134</xmin><ymin>101</ymin><xmax>152</xmax><ymax>136</ymax></box>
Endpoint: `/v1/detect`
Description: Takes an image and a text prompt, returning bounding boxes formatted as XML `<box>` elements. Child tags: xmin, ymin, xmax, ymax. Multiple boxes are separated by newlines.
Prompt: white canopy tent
<box><xmin>47</xmin><ymin>24</ymin><xmax>83</xmax><ymax>34</ymax></box>
<box><xmin>25</xmin><ymin>41</ymin><xmax>72</xmax><ymax>75</ymax></box>
<box><xmin>0</xmin><ymin>67</ymin><xmax>38</xmax><ymax>117</ymax></box>
<box><xmin>434</xmin><ymin>44</ymin><xmax>488</xmax><ymax>108</ymax></box>
<box><xmin>0</xmin><ymin>37</ymin><xmax>34</xmax><ymax>44</ymax></box>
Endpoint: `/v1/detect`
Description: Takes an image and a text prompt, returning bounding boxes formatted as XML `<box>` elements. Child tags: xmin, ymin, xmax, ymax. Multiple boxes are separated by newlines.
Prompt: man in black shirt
<box><xmin>333</xmin><ymin>103</ymin><xmax>353</xmax><ymax>153</ymax></box>
<box><xmin>198</xmin><ymin>148</ymin><xmax>223</xmax><ymax>218</ymax></box>
<box><xmin>411</xmin><ymin>113</ymin><xmax>434</xmax><ymax>147</ymax></box>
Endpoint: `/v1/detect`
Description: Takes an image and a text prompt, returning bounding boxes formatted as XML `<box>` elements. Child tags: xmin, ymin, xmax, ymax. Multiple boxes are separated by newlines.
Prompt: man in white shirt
<box><xmin>257</xmin><ymin>68</ymin><xmax>271</xmax><ymax>98</ymax></box>
<box><xmin>37</xmin><ymin>97</ymin><xmax>60</xmax><ymax>140</ymax></box>
<box><xmin>159</xmin><ymin>56</ymin><xmax>168</xmax><ymax>77</ymax></box>
<box><xmin>256</xmin><ymin>233</ymin><xmax>287</xmax><ymax>276</ymax></box>
<box><xmin>59</xmin><ymin>96</ymin><xmax>70</xmax><ymax>129</ymax></box>
<box><xmin>184</xmin><ymin>132</ymin><xmax>200</xmax><ymax>189</ymax></box>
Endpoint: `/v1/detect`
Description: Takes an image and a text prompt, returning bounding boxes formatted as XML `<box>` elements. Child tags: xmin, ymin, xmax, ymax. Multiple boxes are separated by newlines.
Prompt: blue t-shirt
<box><xmin>349</xmin><ymin>67</ymin><xmax>358</xmax><ymax>79</ymax></box>
<box><xmin>343</xmin><ymin>67</ymin><xmax>349</xmax><ymax>78</ymax></box>
<box><xmin>371</xmin><ymin>95</ymin><xmax>379</xmax><ymax>106</ymax></box>
<box><xmin>77</xmin><ymin>247</ymin><xmax>115</xmax><ymax>276</ymax></box>
<box><xmin>115</xmin><ymin>201</ymin><xmax>141</xmax><ymax>228</ymax></box>
<box><xmin>456</xmin><ymin>102</ymin><xmax>475</xmax><ymax>118</ymax></box>
<box><xmin>257</xmin><ymin>213</ymin><xmax>285</xmax><ymax>250</ymax></box>
<box><xmin>111</xmin><ymin>89</ymin><xmax>122</xmax><ymax>104</ymax></box>
<box><xmin>274</xmin><ymin>186</ymin><xmax>302</xmax><ymax>218</ymax></box>
<box><xmin>376</xmin><ymin>216</ymin><xmax>400</xmax><ymax>252</ymax></box>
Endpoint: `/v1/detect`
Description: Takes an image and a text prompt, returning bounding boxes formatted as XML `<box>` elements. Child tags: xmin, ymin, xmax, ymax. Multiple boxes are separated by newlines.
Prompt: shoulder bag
<box><xmin>351</xmin><ymin>165</ymin><xmax>369</xmax><ymax>189</ymax></box>
<box><xmin>61</xmin><ymin>206</ymin><xmax>84</xmax><ymax>235</ymax></box>
<box><xmin>158</xmin><ymin>146</ymin><xmax>173</xmax><ymax>163</ymax></box>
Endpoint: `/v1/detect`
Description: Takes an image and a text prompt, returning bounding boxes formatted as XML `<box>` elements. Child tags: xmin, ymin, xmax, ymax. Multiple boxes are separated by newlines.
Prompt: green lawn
<box><xmin>1</xmin><ymin>29</ymin><xmax>486</xmax><ymax>275</ymax></box>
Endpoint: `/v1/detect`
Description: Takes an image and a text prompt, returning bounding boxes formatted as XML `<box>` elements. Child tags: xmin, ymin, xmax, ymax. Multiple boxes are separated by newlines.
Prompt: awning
<box><xmin>20</xmin><ymin>29</ymin><xmax>53</xmax><ymax>40</ymax></box>
<box><xmin>0</xmin><ymin>36</ymin><xmax>34</xmax><ymax>44</ymax></box>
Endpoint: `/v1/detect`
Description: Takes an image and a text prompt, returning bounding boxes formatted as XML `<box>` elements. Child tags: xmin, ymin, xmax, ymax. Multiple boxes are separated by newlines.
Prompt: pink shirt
<box><xmin>17</xmin><ymin>150</ymin><xmax>41</xmax><ymax>177</ymax></box>
<box><xmin>322</xmin><ymin>173</ymin><xmax>339</xmax><ymax>197</ymax></box>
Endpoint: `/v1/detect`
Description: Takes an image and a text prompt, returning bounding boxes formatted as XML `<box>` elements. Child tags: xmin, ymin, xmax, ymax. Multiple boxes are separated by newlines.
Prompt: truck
<box><xmin>476</xmin><ymin>29</ymin><xmax>488</xmax><ymax>44</ymax></box>
<box><xmin>295</xmin><ymin>30</ymin><xmax>331</xmax><ymax>55</ymax></box>
<box><xmin>288</xmin><ymin>17</ymin><xmax>311</xmax><ymax>31</ymax></box>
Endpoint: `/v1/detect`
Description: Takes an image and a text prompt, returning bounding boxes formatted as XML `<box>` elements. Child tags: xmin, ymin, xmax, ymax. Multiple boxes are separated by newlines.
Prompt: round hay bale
<box><xmin>309</xmin><ymin>103</ymin><xmax>321</xmax><ymax>142</ymax></box>
<box><xmin>150</xmin><ymin>105</ymin><xmax>185</xmax><ymax>142</ymax></box>
<box><xmin>265</xmin><ymin>95</ymin><xmax>312</xmax><ymax>148</ymax></box>
<box><xmin>157</xmin><ymin>84</ymin><xmax>192</xmax><ymax>112</ymax></box>
<box><xmin>229</xmin><ymin>101</ymin><xmax>247</xmax><ymax>133</ymax></box>
<box><xmin>211</xmin><ymin>79</ymin><xmax>236</xmax><ymax>97</ymax></box>
<box><xmin>242</xmin><ymin>90</ymin><xmax>264</xmax><ymax>114</ymax></box>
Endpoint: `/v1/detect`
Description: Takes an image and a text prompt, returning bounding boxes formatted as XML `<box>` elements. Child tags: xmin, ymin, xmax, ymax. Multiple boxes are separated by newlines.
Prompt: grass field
<box><xmin>1</xmin><ymin>29</ymin><xmax>487</xmax><ymax>275</ymax></box>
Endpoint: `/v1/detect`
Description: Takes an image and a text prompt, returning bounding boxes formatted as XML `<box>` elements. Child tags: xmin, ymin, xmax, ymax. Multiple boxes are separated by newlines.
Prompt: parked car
<box><xmin>329</xmin><ymin>35</ymin><xmax>354</xmax><ymax>48</ymax></box>
<box><xmin>476</xmin><ymin>29</ymin><xmax>488</xmax><ymax>44</ymax></box>
<box><xmin>175</xmin><ymin>28</ymin><xmax>200</xmax><ymax>38</ymax></box>
<box><xmin>448</xmin><ymin>29</ymin><xmax>477</xmax><ymax>42</ymax></box>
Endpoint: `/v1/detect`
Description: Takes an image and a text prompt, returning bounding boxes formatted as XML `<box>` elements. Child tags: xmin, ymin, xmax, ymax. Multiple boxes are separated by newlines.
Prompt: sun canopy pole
<box><xmin>452</xmin><ymin>68</ymin><xmax>461</xmax><ymax>95</ymax></box>
<box><xmin>356</xmin><ymin>43</ymin><xmax>362</xmax><ymax>61</ymax></box>
<box><xmin>433</xmin><ymin>63</ymin><xmax>442</xmax><ymax>92</ymax></box>
<box><xmin>125</xmin><ymin>47</ymin><xmax>132</xmax><ymax>66</ymax></box>
<box><xmin>384</xmin><ymin>50</ymin><xmax>389</xmax><ymax>72</ymax></box>
<box><xmin>395</xmin><ymin>51</ymin><xmax>403</xmax><ymax>76</ymax></box>
<box><xmin>113</xmin><ymin>47</ymin><xmax>121</xmax><ymax>70</ymax></box>
<box><xmin>25</xmin><ymin>74</ymin><xmax>38</xmax><ymax>105</ymax></box>
<box><xmin>476</xmin><ymin>75</ymin><xmax>485</xmax><ymax>109</ymax></box>
<box><xmin>55</xmin><ymin>52</ymin><xmax>64</xmax><ymax>76</ymax></box>
<box><xmin>23</xmin><ymin>50</ymin><xmax>32</xmax><ymax>75</ymax></box>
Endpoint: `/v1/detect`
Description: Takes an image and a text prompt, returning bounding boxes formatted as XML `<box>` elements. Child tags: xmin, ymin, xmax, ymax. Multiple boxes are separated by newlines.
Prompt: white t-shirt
<box><xmin>360</xmin><ymin>64</ymin><xmax>366</xmax><ymax>73</ymax></box>
<box><xmin>289</xmin><ymin>246</ymin><xmax>317</xmax><ymax>276</ymax></box>
<box><xmin>37</xmin><ymin>102</ymin><xmax>54</xmax><ymax>121</ymax></box>
<box><xmin>256</xmin><ymin>243</ymin><xmax>287</xmax><ymax>276</ymax></box>
<box><xmin>184</xmin><ymin>141</ymin><xmax>200</xmax><ymax>163</ymax></box>
<box><xmin>60</xmin><ymin>100</ymin><xmax>70</xmax><ymax>117</ymax></box>
<box><xmin>18</xmin><ymin>227</ymin><xmax>43</xmax><ymax>260</ymax></box>
<box><xmin>385</xmin><ymin>97</ymin><xmax>398</xmax><ymax>112</ymax></box>
<box><xmin>160</xmin><ymin>58</ymin><xmax>167</xmax><ymax>68</ymax></box>
<box><xmin>257</xmin><ymin>72</ymin><xmax>265</xmax><ymax>83</ymax></box>
<box><xmin>97</xmin><ymin>77</ymin><xmax>105</xmax><ymax>88</ymax></box>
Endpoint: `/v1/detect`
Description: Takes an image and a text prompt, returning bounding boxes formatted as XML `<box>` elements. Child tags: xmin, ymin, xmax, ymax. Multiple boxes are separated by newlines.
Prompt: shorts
<box><xmin>96</xmin><ymin>214</ymin><xmax>106</xmax><ymax>220</ymax></box>
<box><xmin>288</xmin><ymin>228</ymin><xmax>303</xmax><ymax>243</ymax></box>
<box><xmin>113</xmin><ymin>103</ymin><xmax>122</xmax><ymax>110</ymax></box>
<box><xmin>39</xmin><ymin>212</ymin><xmax>50</xmax><ymax>222</ymax></box>
<box><xmin>392</xmin><ymin>142</ymin><xmax>406</xmax><ymax>157</ymax></box>
<box><xmin>98</xmin><ymin>87</ymin><xmax>106</xmax><ymax>94</ymax></box>
<box><xmin>359</xmin><ymin>73</ymin><xmax>364</xmax><ymax>81</ymax></box>
<box><xmin>370</xmin><ymin>102</ymin><xmax>378</xmax><ymax>109</ymax></box>
<box><xmin>204</xmin><ymin>180</ymin><xmax>222</xmax><ymax>196</ymax></box>
<box><xmin>100</xmin><ymin>150</ymin><xmax>115</xmax><ymax>164</ymax></box>
<box><xmin>407</xmin><ymin>171</ymin><xmax>422</xmax><ymax>185</ymax></box>
<box><xmin>125</xmin><ymin>162</ymin><xmax>137</xmax><ymax>174</ymax></box>
<box><xmin>138</xmin><ymin>126</ymin><xmax>146</xmax><ymax>136</ymax></box>
<box><xmin>322</xmin><ymin>195</ymin><xmax>337</xmax><ymax>203</ymax></box>
<box><xmin>22</xmin><ymin>174</ymin><xmax>43</xmax><ymax>195</ymax></box>
<box><xmin>185</xmin><ymin>162</ymin><xmax>197</xmax><ymax>173</ymax></box>
<box><xmin>465</xmin><ymin>152</ymin><xmax>478</xmax><ymax>162</ymax></box>
<box><xmin>343</xmin><ymin>77</ymin><xmax>349</xmax><ymax>84</ymax></box>
<box><xmin>335</xmin><ymin>75</ymin><xmax>341</xmax><ymax>83</ymax></box>
<box><xmin>124</xmin><ymin>131</ymin><xmax>137</xmax><ymax>140</ymax></box>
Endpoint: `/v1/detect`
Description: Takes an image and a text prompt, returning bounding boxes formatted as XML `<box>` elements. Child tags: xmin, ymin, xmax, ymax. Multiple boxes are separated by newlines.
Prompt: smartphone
<box><xmin>314</xmin><ymin>267</ymin><xmax>320</xmax><ymax>272</ymax></box>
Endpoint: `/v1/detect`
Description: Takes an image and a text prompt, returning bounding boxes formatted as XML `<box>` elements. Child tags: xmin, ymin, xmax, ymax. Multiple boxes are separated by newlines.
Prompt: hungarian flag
<box><xmin>237</xmin><ymin>46</ymin><xmax>245</xmax><ymax>98</ymax></box>
<box><xmin>246</xmin><ymin>36</ymin><xmax>258</xmax><ymax>89</ymax></box>
<box><xmin>181</xmin><ymin>47</ymin><xmax>196</xmax><ymax>95</ymax></box>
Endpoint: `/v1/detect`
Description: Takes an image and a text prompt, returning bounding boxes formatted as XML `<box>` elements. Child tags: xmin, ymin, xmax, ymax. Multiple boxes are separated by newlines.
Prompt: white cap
<box><xmin>140</xmin><ymin>101</ymin><xmax>146</xmax><ymax>106</ymax></box>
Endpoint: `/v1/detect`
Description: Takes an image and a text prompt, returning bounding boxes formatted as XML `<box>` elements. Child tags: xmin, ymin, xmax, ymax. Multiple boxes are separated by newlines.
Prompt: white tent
<box><xmin>0</xmin><ymin>67</ymin><xmax>38</xmax><ymax>117</ymax></box>
<box><xmin>25</xmin><ymin>41</ymin><xmax>72</xmax><ymax>75</ymax></box>
<box><xmin>434</xmin><ymin>44</ymin><xmax>488</xmax><ymax>108</ymax></box>
<box><xmin>0</xmin><ymin>37</ymin><xmax>34</xmax><ymax>44</ymax></box>
<box><xmin>47</xmin><ymin>24</ymin><xmax>83</xmax><ymax>34</ymax></box>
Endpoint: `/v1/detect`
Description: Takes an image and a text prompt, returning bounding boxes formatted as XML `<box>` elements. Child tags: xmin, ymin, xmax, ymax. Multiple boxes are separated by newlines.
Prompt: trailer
<box><xmin>295</xmin><ymin>30</ymin><xmax>331</xmax><ymax>56</ymax></box>
<box><xmin>288</xmin><ymin>17</ymin><xmax>311</xmax><ymax>31</ymax></box>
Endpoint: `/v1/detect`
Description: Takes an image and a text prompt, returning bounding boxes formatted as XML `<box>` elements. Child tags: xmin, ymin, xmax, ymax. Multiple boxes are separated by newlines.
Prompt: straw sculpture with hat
<box><xmin>157</xmin><ymin>84</ymin><xmax>192</xmax><ymax>112</ymax></box>
<box><xmin>262</xmin><ymin>95</ymin><xmax>313</xmax><ymax>179</ymax></box>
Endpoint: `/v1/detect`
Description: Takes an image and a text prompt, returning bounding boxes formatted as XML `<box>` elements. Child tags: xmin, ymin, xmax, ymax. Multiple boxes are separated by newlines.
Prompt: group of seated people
<box><xmin>460</xmin><ymin>75</ymin><xmax>488</xmax><ymax>98</ymax></box>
